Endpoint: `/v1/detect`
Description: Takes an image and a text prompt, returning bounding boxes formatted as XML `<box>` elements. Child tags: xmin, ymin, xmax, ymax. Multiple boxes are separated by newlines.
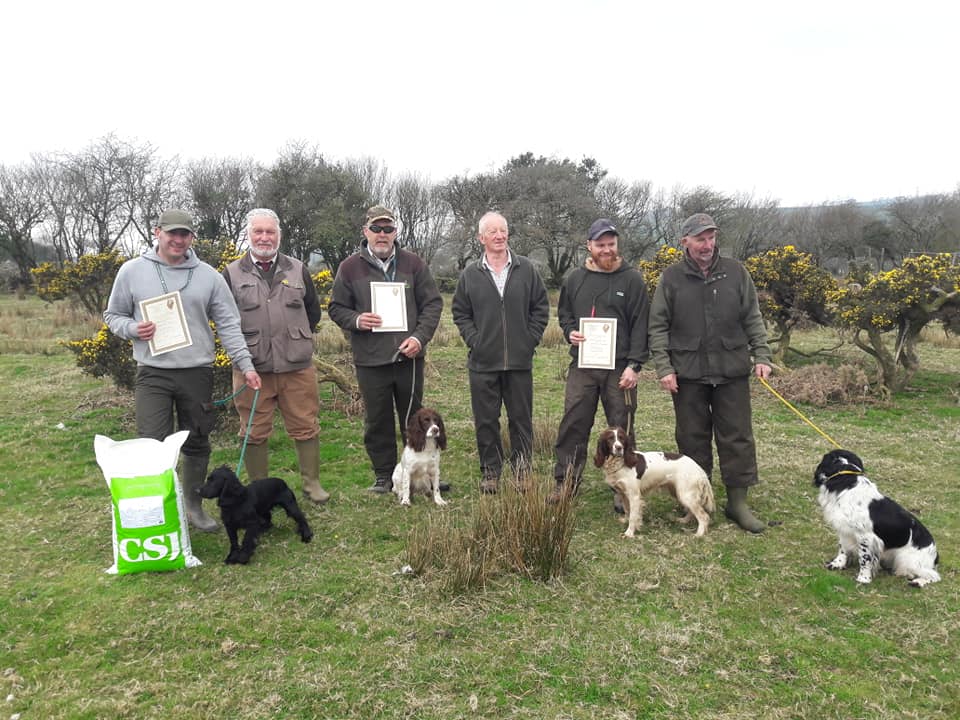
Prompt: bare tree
<box><xmin>38</xmin><ymin>135</ymin><xmax>176</xmax><ymax>259</ymax></box>
<box><xmin>807</xmin><ymin>200</ymin><xmax>869</xmax><ymax>264</ymax></box>
<box><xmin>343</xmin><ymin>156</ymin><xmax>391</xmax><ymax>205</ymax></box>
<box><xmin>185</xmin><ymin>157</ymin><xmax>261</xmax><ymax>242</ymax></box>
<box><xmin>595</xmin><ymin>177</ymin><xmax>654</xmax><ymax>261</ymax></box>
<box><xmin>886</xmin><ymin>194</ymin><xmax>956</xmax><ymax>255</ymax></box>
<box><xmin>722</xmin><ymin>193</ymin><xmax>782</xmax><ymax>260</ymax></box>
<box><xmin>439</xmin><ymin>173</ymin><xmax>498</xmax><ymax>270</ymax></box>
<box><xmin>390</xmin><ymin>173</ymin><xmax>450</xmax><ymax>265</ymax></box>
<box><xmin>0</xmin><ymin>161</ymin><xmax>47</xmax><ymax>287</ymax></box>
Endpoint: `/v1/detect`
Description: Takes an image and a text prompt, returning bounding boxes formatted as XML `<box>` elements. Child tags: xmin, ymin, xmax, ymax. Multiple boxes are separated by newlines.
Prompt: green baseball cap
<box><xmin>680</xmin><ymin>213</ymin><xmax>718</xmax><ymax>238</ymax></box>
<box><xmin>157</xmin><ymin>209</ymin><xmax>196</xmax><ymax>235</ymax></box>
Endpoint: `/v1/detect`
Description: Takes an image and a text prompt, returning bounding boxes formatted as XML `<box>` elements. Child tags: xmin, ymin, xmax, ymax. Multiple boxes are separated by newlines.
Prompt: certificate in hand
<box><xmin>370</xmin><ymin>282</ymin><xmax>408</xmax><ymax>332</ymax></box>
<box><xmin>139</xmin><ymin>291</ymin><xmax>193</xmax><ymax>356</ymax></box>
<box><xmin>577</xmin><ymin>317</ymin><xmax>617</xmax><ymax>369</ymax></box>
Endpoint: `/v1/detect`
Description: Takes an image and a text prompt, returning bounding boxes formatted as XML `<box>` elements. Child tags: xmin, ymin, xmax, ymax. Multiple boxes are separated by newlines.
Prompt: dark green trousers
<box><xmin>671</xmin><ymin>376</ymin><xmax>759</xmax><ymax>488</ymax></box>
<box><xmin>134</xmin><ymin>365</ymin><xmax>215</xmax><ymax>457</ymax></box>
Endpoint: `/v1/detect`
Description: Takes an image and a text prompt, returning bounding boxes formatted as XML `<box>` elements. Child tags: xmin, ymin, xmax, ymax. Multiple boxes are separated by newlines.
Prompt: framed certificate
<box><xmin>139</xmin><ymin>291</ymin><xmax>193</xmax><ymax>356</ymax></box>
<box><xmin>577</xmin><ymin>317</ymin><xmax>617</xmax><ymax>369</ymax></box>
<box><xmin>370</xmin><ymin>282</ymin><xmax>408</xmax><ymax>332</ymax></box>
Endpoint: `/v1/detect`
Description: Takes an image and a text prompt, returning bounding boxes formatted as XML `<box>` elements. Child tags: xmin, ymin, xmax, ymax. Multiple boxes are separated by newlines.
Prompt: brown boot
<box><xmin>295</xmin><ymin>438</ymin><xmax>330</xmax><ymax>504</ymax></box>
<box><xmin>243</xmin><ymin>441</ymin><xmax>269</xmax><ymax>481</ymax></box>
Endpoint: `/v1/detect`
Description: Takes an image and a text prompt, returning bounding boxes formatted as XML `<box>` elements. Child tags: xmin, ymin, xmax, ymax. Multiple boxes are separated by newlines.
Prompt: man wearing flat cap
<box><xmin>328</xmin><ymin>205</ymin><xmax>443</xmax><ymax>494</ymax></box>
<box><xmin>550</xmin><ymin>218</ymin><xmax>650</xmax><ymax>503</ymax></box>
<box><xmin>104</xmin><ymin>209</ymin><xmax>262</xmax><ymax>532</ymax></box>
<box><xmin>648</xmin><ymin>213</ymin><xmax>772</xmax><ymax>533</ymax></box>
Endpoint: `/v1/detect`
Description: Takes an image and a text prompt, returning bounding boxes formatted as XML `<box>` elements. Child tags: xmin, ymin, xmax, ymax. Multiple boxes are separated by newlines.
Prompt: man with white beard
<box><xmin>223</xmin><ymin>208</ymin><xmax>329</xmax><ymax>504</ymax></box>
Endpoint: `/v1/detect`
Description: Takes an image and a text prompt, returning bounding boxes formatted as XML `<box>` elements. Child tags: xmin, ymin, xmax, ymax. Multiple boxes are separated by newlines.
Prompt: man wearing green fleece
<box><xmin>648</xmin><ymin>213</ymin><xmax>772</xmax><ymax>533</ymax></box>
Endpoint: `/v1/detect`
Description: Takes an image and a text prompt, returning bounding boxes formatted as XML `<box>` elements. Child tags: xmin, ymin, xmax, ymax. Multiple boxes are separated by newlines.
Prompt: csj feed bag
<box><xmin>94</xmin><ymin>430</ymin><xmax>201</xmax><ymax>575</ymax></box>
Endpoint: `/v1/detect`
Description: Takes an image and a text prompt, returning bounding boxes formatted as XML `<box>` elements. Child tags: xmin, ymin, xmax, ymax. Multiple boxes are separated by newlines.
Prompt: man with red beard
<box><xmin>648</xmin><ymin>213</ymin><xmax>772</xmax><ymax>533</ymax></box>
<box><xmin>549</xmin><ymin>219</ymin><xmax>650</xmax><ymax>503</ymax></box>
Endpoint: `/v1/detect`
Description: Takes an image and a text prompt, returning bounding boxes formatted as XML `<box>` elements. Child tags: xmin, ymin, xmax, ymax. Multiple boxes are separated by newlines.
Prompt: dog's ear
<box><xmin>218</xmin><ymin>470</ymin><xmax>247</xmax><ymax>506</ymax></box>
<box><xmin>593</xmin><ymin>432</ymin><xmax>609</xmax><ymax>468</ymax></box>
<box><xmin>621</xmin><ymin>431</ymin><xmax>639</xmax><ymax>468</ymax></box>
<box><xmin>840</xmin><ymin>449</ymin><xmax>864</xmax><ymax>473</ymax></box>
<box><xmin>407</xmin><ymin>411</ymin><xmax>427</xmax><ymax>452</ymax></box>
<box><xmin>435</xmin><ymin>413</ymin><xmax>447</xmax><ymax>451</ymax></box>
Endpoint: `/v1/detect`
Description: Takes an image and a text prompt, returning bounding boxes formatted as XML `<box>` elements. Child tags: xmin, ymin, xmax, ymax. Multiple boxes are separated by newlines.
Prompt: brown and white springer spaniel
<box><xmin>392</xmin><ymin>408</ymin><xmax>448</xmax><ymax>506</ymax></box>
<box><xmin>594</xmin><ymin>427</ymin><xmax>715</xmax><ymax>537</ymax></box>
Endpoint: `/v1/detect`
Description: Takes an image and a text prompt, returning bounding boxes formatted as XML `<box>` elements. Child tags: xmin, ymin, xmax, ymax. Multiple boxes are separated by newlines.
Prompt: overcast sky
<box><xmin>3</xmin><ymin>0</ymin><xmax>957</xmax><ymax>207</ymax></box>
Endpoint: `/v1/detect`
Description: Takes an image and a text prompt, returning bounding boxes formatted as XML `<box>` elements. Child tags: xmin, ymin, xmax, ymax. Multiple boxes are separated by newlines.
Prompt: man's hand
<box><xmin>136</xmin><ymin>321</ymin><xmax>156</xmax><ymax>341</ymax></box>
<box><xmin>754</xmin><ymin>363</ymin><xmax>772</xmax><ymax>380</ymax></box>
<box><xmin>398</xmin><ymin>336</ymin><xmax>421</xmax><ymax>358</ymax></box>
<box><xmin>618</xmin><ymin>366</ymin><xmax>638</xmax><ymax>390</ymax></box>
<box><xmin>568</xmin><ymin>330</ymin><xmax>585</xmax><ymax>346</ymax></box>
<box><xmin>244</xmin><ymin>370</ymin><xmax>262</xmax><ymax>390</ymax></box>
<box><xmin>659</xmin><ymin>372</ymin><xmax>679</xmax><ymax>394</ymax></box>
<box><xmin>357</xmin><ymin>312</ymin><xmax>382</xmax><ymax>331</ymax></box>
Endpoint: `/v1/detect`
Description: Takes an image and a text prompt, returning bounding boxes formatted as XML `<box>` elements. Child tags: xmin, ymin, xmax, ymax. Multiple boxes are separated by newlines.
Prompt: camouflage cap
<box><xmin>365</xmin><ymin>205</ymin><xmax>396</xmax><ymax>224</ymax></box>
<box><xmin>680</xmin><ymin>213</ymin><xmax>718</xmax><ymax>238</ymax></box>
<box><xmin>157</xmin><ymin>209</ymin><xmax>196</xmax><ymax>234</ymax></box>
<box><xmin>587</xmin><ymin>218</ymin><xmax>618</xmax><ymax>241</ymax></box>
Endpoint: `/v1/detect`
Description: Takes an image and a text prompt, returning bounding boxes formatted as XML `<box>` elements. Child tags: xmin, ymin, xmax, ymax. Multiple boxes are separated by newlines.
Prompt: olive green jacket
<box><xmin>648</xmin><ymin>250</ymin><xmax>771</xmax><ymax>383</ymax></box>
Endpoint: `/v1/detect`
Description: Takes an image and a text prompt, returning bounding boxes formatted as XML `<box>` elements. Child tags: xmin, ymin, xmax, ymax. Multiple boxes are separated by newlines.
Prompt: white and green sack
<box><xmin>94</xmin><ymin>430</ymin><xmax>201</xmax><ymax>575</ymax></box>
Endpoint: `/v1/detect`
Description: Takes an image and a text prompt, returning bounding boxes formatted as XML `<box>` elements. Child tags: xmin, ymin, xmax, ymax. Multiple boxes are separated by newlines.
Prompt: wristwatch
<box><xmin>627</xmin><ymin>360</ymin><xmax>642</xmax><ymax>372</ymax></box>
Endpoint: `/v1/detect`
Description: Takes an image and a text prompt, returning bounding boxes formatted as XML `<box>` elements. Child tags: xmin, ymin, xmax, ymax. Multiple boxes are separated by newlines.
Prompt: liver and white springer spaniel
<box><xmin>392</xmin><ymin>408</ymin><xmax>448</xmax><ymax>506</ymax></box>
<box><xmin>594</xmin><ymin>427</ymin><xmax>715</xmax><ymax>537</ymax></box>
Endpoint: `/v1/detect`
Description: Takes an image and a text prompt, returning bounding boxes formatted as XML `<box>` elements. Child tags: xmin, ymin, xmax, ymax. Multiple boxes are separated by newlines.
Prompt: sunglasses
<box><xmin>368</xmin><ymin>224</ymin><xmax>396</xmax><ymax>234</ymax></box>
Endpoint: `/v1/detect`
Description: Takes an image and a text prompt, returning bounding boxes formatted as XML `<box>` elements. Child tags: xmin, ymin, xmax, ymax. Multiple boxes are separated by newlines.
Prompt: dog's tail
<box><xmin>701</xmin><ymin>479</ymin><xmax>716</xmax><ymax>514</ymax></box>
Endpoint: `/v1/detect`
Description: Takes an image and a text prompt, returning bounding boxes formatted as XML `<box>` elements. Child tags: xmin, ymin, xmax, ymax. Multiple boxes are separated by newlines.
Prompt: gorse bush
<box><xmin>31</xmin><ymin>251</ymin><xmax>125</xmax><ymax>315</ymax></box>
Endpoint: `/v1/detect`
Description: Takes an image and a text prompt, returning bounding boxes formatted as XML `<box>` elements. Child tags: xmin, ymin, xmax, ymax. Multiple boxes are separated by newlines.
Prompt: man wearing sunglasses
<box><xmin>328</xmin><ymin>205</ymin><xmax>443</xmax><ymax>494</ymax></box>
<box><xmin>104</xmin><ymin>209</ymin><xmax>261</xmax><ymax>532</ymax></box>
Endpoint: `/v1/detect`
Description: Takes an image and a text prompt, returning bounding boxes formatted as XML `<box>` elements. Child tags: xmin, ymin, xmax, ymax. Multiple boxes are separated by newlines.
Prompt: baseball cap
<box><xmin>365</xmin><ymin>205</ymin><xmax>396</xmax><ymax>224</ymax></box>
<box><xmin>587</xmin><ymin>218</ymin><xmax>618</xmax><ymax>241</ymax></box>
<box><xmin>157</xmin><ymin>209</ymin><xmax>196</xmax><ymax>235</ymax></box>
<box><xmin>680</xmin><ymin>213</ymin><xmax>718</xmax><ymax>238</ymax></box>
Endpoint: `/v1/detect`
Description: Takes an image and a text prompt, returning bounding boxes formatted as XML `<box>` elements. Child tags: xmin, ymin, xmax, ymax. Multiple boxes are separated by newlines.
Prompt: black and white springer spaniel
<box><xmin>594</xmin><ymin>427</ymin><xmax>715</xmax><ymax>537</ymax></box>
<box><xmin>392</xmin><ymin>408</ymin><xmax>448</xmax><ymax>506</ymax></box>
<box><xmin>814</xmin><ymin>449</ymin><xmax>940</xmax><ymax>587</ymax></box>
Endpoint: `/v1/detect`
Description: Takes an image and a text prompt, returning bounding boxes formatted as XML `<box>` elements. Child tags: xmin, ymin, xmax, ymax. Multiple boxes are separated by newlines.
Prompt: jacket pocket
<box><xmin>286</xmin><ymin>326</ymin><xmax>314</xmax><ymax>364</ymax></box>
<box><xmin>667</xmin><ymin>335</ymin><xmax>701</xmax><ymax>379</ymax></box>
<box><xmin>718</xmin><ymin>335</ymin><xmax>752</xmax><ymax>377</ymax></box>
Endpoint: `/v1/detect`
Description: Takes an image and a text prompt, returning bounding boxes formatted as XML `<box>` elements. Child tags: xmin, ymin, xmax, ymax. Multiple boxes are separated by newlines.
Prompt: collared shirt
<box><xmin>366</xmin><ymin>245</ymin><xmax>397</xmax><ymax>281</ymax></box>
<box><xmin>481</xmin><ymin>250</ymin><xmax>512</xmax><ymax>297</ymax></box>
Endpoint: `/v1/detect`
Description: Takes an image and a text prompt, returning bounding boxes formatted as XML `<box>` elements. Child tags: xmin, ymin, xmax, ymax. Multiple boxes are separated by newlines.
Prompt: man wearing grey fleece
<box><xmin>104</xmin><ymin>209</ymin><xmax>261</xmax><ymax>532</ymax></box>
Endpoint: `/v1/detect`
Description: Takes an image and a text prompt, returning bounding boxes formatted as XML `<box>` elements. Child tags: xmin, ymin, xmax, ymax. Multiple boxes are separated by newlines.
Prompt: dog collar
<box><xmin>827</xmin><ymin>469</ymin><xmax>862</xmax><ymax>480</ymax></box>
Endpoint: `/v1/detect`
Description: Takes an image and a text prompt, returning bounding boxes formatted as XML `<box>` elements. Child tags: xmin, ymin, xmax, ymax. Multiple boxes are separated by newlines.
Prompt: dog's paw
<box><xmin>854</xmin><ymin>572</ymin><xmax>873</xmax><ymax>584</ymax></box>
<box><xmin>622</xmin><ymin>529</ymin><xmax>636</xmax><ymax>538</ymax></box>
<box><xmin>400</xmin><ymin>498</ymin><xmax>411</xmax><ymax>507</ymax></box>
<box><xmin>300</xmin><ymin>530</ymin><xmax>313</xmax><ymax>544</ymax></box>
<box><xmin>433</xmin><ymin>496</ymin><xmax>448</xmax><ymax>507</ymax></box>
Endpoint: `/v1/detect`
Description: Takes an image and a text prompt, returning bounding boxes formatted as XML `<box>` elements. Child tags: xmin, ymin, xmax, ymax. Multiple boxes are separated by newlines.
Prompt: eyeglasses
<box><xmin>368</xmin><ymin>224</ymin><xmax>396</xmax><ymax>234</ymax></box>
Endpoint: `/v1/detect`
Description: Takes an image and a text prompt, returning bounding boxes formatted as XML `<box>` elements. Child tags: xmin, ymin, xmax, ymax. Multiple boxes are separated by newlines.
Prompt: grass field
<box><xmin>1</xmin><ymin>293</ymin><xmax>958</xmax><ymax>719</ymax></box>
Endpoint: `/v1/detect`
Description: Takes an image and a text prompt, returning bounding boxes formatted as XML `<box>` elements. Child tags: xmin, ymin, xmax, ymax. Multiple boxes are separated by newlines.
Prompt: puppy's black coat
<box><xmin>197</xmin><ymin>465</ymin><xmax>313</xmax><ymax>564</ymax></box>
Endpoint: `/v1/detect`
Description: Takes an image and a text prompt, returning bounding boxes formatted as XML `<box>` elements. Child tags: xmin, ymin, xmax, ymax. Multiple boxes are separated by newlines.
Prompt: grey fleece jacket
<box><xmin>103</xmin><ymin>247</ymin><xmax>254</xmax><ymax>373</ymax></box>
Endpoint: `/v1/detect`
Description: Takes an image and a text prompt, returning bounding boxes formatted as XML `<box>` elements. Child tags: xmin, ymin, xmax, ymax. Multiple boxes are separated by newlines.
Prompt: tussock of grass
<box><xmin>540</xmin><ymin>322</ymin><xmax>566</xmax><ymax>349</ymax></box>
<box><xmin>405</xmin><ymin>472</ymin><xmax>576</xmax><ymax>593</ymax></box>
